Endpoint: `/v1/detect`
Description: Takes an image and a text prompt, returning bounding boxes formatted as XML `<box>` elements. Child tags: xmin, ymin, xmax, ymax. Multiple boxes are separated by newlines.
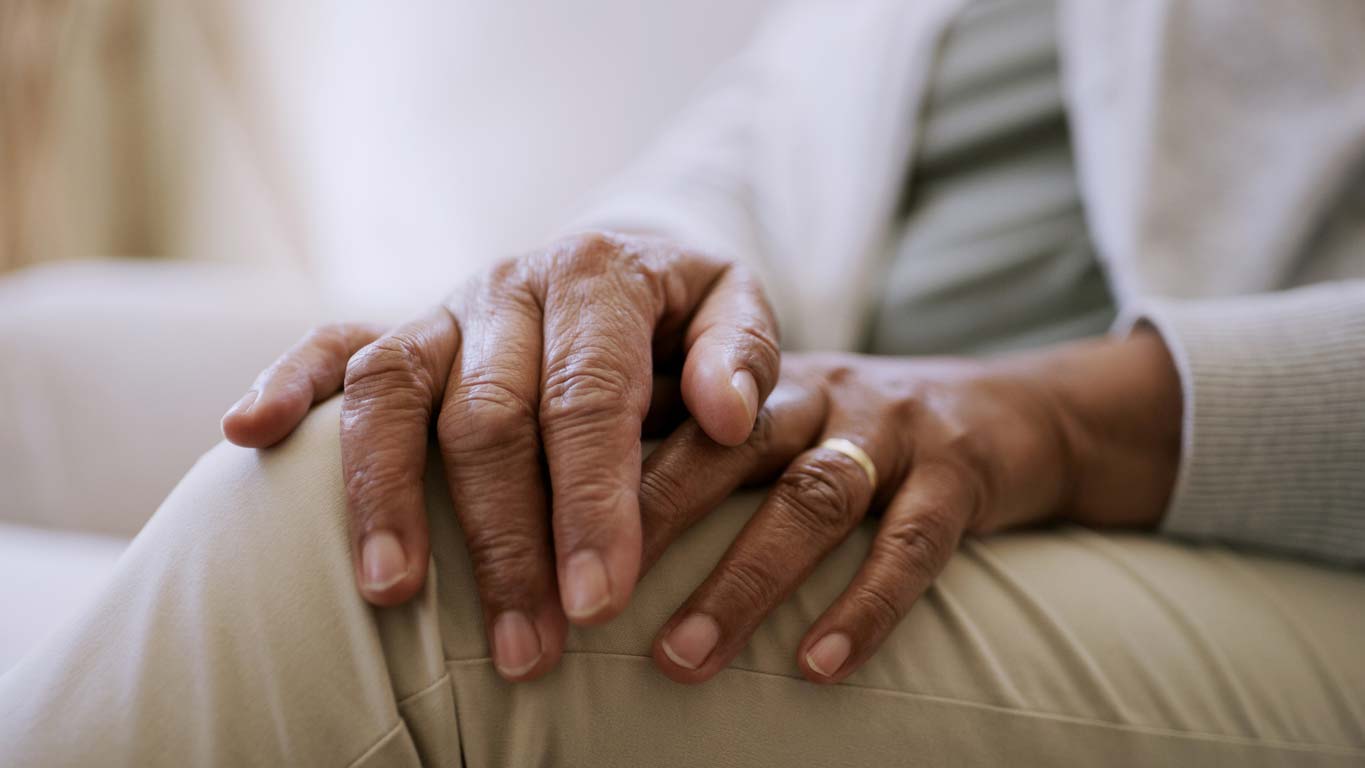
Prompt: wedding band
<box><xmin>818</xmin><ymin>438</ymin><xmax>877</xmax><ymax>490</ymax></box>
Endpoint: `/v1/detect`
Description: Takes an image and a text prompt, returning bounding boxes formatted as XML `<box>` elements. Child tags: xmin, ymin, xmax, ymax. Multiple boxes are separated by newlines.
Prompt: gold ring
<box><xmin>818</xmin><ymin>438</ymin><xmax>877</xmax><ymax>489</ymax></box>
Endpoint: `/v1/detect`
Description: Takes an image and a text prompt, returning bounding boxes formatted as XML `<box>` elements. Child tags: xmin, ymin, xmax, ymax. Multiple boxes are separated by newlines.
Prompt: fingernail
<box><xmin>731</xmin><ymin>370</ymin><xmax>759</xmax><ymax>423</ymax></box>
<box><xmin>805</xmin><ymin>632</ymin><xmax>852</xmax><ymax>678</ymax></box>
<box><xmin>226</xmin><ymin>389</ymin><xmax>258</xmax><ymax>419</ymax></box>
<box><xmin>563</xmin><ymin>550</ymin><xmax>610</xmax><ymax>619</ymax></box>
<box><xmin>492</xmin><ymin>611</ymin><xmax>543</xmax><ymax>678</ymax></box>
<box><xmin>361</xmin><ymin>531</ymin><xmax>408</xmax><ymax>592</ymax></box>
<box><xmin>661</xmin><ymin>614</ymin><xmax>720</xmax><ymax>670</ymax></box>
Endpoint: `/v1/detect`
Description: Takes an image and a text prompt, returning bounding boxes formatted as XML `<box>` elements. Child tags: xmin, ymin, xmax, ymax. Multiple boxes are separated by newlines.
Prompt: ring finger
<box><xmin>651</xmin><ymin>412</ymin><xmax>902</xmax><ymax>683</ymax></box>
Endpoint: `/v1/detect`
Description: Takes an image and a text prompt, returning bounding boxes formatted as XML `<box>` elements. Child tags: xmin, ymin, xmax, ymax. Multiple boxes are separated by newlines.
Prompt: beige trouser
<box><xmin>2</xmin><ymin>397</ymin><xmax>1363</xmax><ymax>767</ymax></box>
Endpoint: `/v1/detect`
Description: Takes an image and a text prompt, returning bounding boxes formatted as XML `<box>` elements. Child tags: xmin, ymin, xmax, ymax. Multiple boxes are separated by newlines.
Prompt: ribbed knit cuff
<box><xmin>1118</xmin><ymin>282</ymin><xmax>1365</xmax><ymax>565</ymax></box>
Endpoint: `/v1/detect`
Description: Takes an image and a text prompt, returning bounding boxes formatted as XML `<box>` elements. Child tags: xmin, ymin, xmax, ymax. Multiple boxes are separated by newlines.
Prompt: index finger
<box><xmin>340</xmin><ymin>307</ymin><xmax>459</xmax><ymax>606</ymax></box>
<box><xmin>223</xmin><ymin>322</ymin><xmax>387</xmax><ymax>447</ymax></box>
<box><xmin>799</xmin><ymin>461</ymin><xmax>975</xmax><ymax>684</ymax></box>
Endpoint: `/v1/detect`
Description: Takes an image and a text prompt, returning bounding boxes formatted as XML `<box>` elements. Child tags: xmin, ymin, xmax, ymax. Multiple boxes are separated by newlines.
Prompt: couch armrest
<box><xmin>0</xmin><ymin>260</ymin><xmax>325</xmax><ymax>536</ymax></box>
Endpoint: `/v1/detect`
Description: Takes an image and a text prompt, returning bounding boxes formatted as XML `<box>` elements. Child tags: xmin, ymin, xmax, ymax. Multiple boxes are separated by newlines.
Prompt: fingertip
<box><xmin>561</xmin><ymin>550</ymin><xmax>610</xmax><ymax>621</ymax></box>
<box><xmin>651</xmin><ymin>620</ymin><xmax>723</xmax><ymax>685</ymax></box>
<box><xmin>652</xmin><ymin>650</ymin><xmax>715</xmax><ymax>685</ymax></box>
<box><xmin>797</xmin><ymin>665</ymin><xmax>843</xmax><ymax>685</ymax></box>
<box><xmin>801</xmin><ymin>631</ymin><xmax>853</xmax><ymax>683</ymax></box>
<box><xmin>361</xmin><ymin>581</ymin><xmax>422</xmax><ymax>607</ymax></box>
<box><xmin>559</xmin><ymin>547</ymin><xmax>639</xmax><ymax>626</ymax></box>
<box><xmin>358</xmin><ymin>529</ymin><xmax>427</xmax><ymax>607</ymax></box>
<box><xmin>220</xmin><ymin>390</ymin><xmax>260</xmax><ymax>445</ymax></box>
<box><xmin>222</xmin><ymin>385</ymin><xmax>310</xmax><ymax>447</ymax></box>
<box><xmin>360</xmin><ymin>572</ymin><xmax>424</xmax><ymax>607</ymax></box>
<box><xmin>531</xmin><ymin>603</ymin><xmax>569</xmax><ymax>678</ymax></box>
<box><xmin>491</xmin><ymin>602</ymin><xmax>568</xmax><ymax>682</ymax></box>
<box><xmin>682</xmin><ymin>355</ymin><xmax>757</xmax><ymax>447</ymax></box>
<box><xmin>491</xmin><ymin>610</ymin><xmax>543</xmax><ymax>679</ymax></box>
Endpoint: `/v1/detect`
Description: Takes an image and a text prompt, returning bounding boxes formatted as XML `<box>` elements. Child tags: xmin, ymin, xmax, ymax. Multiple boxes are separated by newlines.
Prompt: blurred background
<box><xmin>0</xmin><ymin>0</ymin><xmax>784</xmax><ymax>671</ymax></box>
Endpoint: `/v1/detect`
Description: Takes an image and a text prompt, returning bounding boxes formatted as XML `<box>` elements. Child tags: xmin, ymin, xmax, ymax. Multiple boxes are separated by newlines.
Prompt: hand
<box><xmin>221</xmin><ymin>231</ymin><xmax>780</xmax><ymax>680</ymax></box>
<box><xmin>636</xmin><ymin>331</ymin><xmax>1182</xmax><ymax>684</ymax></box>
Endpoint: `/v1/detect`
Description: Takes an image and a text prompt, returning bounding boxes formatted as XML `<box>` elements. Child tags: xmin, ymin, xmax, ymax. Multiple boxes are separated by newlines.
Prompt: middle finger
<box><xmin>437</xmin><ymin>264</ymin><xmax>565</xmax><ymax>681</ymax></box>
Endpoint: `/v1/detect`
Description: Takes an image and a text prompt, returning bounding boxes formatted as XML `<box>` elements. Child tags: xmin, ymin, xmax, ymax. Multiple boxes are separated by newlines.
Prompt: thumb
<box><xmin>681</xmin><ymin>265</ymin><xmax>780</xmax><ymax>446</ymax></box>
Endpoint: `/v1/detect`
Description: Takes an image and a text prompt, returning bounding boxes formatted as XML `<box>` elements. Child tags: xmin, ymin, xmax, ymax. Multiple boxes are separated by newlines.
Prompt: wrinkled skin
<box><xmin>224</xmin><ymin>232</ymin><xmax>1181</xmax><ymax>684</ymax></box>
<box><xmin>637</xmin><ymin>339</ymin><xmax>1181</xmax><ymax>684</ymax></box>
<box><xmin>223</xmin><ymin>232</ymin><xmax>781</xmax><ymax>680</ymax></box>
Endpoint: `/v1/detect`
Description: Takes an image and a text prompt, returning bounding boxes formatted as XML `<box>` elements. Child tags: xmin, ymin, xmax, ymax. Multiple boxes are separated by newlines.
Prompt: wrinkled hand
<box><xmin>637</xmin><ymin>333</ymin><xmax>1180</xmax><ymax>684</ymax></box>
<box><xmin>222</xmin><ymin>231</ymin><xmax>780</xmax><ymax>680</ymax></box>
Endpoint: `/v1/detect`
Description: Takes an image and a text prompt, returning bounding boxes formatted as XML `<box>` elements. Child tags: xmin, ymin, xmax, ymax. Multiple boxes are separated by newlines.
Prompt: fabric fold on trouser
<box><xmin>1</xmin><ymin>396</ymin><xmax>1362</xmax><ymax>766</ymax></box>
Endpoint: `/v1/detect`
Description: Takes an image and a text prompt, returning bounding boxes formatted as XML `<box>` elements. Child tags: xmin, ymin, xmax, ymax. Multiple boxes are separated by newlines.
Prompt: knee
<box><xmin>169</xmin><ymin>395</ymin><xmax>343</xmax><ymax>515</ymax></box>
<box><xmin>134</xmin><ymin>396</ymin><xmax>353</xmax><ymax>600</ymax></box>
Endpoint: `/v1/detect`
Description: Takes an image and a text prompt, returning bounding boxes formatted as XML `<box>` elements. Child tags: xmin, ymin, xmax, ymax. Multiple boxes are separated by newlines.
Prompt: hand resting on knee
<box><xmin>219</xmin><ymin>231</ymin><xmax>1183</xmax><ymax>685</ymax></box>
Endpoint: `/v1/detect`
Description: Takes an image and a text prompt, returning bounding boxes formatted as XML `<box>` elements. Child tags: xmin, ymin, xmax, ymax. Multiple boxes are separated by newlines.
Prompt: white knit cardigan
<box><xmin>577</xmin><ymin>0</ymin><xmax>1365</xmax><ymax>565</ymax></box>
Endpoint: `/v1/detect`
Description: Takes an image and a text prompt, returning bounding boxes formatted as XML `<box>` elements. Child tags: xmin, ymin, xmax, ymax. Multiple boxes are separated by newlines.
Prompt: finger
<box><xmin>652</xmin><ymin>422</ymin><xmax>896</xmax><ymax>683</ymax></box>
<box><xmin>798</xmin><ymin>461</ymin><xmax>976</xmax><ymax>684</ymax></box>
<box><xmin>437</xmin><ymin>266</ymin><xmax>564</xmax><ymax>681</ymax></box>
<box><xmin>638</xmin><ymin>380</ymin><xmax>825</xmax><ymax>573</ymax></box>
<box><xmin>536</xmin><ymin>233</ymin><xmax>744</xmax><ymax>625</ymax></box>
<box><xmin>222</xmin><ymin>322</ymin><xmax>386</xmax><ymax>447</ymax></box>
<box><xmin>537</xmin><ymin>248</ymin><xmax>659</xmax><ymax>625</ymax></box>
<box><xmin>681</xmin><ymin>264</ymin><xmax>781</xmax><ymax>446</ymax></box>
<box><xmin>341</xmin><ymin>307</ymin><xmax>459</xmax><ymax>607</ymax></box>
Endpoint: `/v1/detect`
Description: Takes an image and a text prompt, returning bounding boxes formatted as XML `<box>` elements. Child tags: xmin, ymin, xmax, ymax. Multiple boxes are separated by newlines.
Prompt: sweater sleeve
<box><xmin>1123</xmin><ymin>281</ymin><xmax>1365</xmax><ymax>565</ymax></box>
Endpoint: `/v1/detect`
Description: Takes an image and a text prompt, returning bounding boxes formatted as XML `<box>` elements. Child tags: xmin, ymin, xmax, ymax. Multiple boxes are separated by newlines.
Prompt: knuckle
<box><xmin>553</xmin><ymin>477</ymin><xmax>630</xmax><ymax>539</ymax></box>
<box><xmin>733</xmin><ymin>321</ymin><xmax>781</xmax><ymax>366</ymax></box>
<box><xmin>557</xmin><ymin>512</ymin><xmax>629</xmax><ymax>554</ymax></box>
<box><xmin>474</xmin><ymin>256</ymin><xmax>539</xmax><ymax>308</ymax></box>
<box><xmin>847</xmin><ymin>583</ymin><xmax>904</xmax><ymax>634</ymax></box>
<box><xmin>343</xmin><ymin>382</ymin><xmax>432</xmax><ymax>427</ymax></box>
<box><xmin>823</xmin><ymin>362</ymin><xmax>858</xmax><ymax>389</ymax></box>
<box><xmin>639</xmin><ymin>468</ymin><xmax>690</xmax><ymax>527</ymax></box>
<box><xmin>463</xmin><ymin>525</ymin><xmax>545</xmax><ymax>597</ymax></box>
<box><xmin>344</xmin><ymin>335</ymin><xmax>432</xmax><ymax>394</ymax></box>
<box><xmin>345</xmin><ymin>454</ymin><xmax>418</xmax><ymax>526</ymax></box>
<box><xmin>879</xmin><ymin>511</ymin><xmax>958</xmax><ymax>583</ymax></box>
<box><xmin>887</xmin><ymin>390</ymin><xmax>924</xmax><ymax>424</ymax></box>
<box><xmin>716</xmin><ymin>557</ymin><xmax>781</xmax><ymax>617</ymax></box>
<box><xmin>439</xmin><ymin>377</ymin><xmax>540</xmax><ymax>453</ymax></box>
<box><xmin>547</xmin><ymin>232</ymin><xmax>659</xmax><ymax>300</ymax></box>
<box><xmin>567</xmin><ymin>230</ymin><xmax>616</xmax><ymax>255</ymax></box>
<box><xmin>540</xmin><ymin>361</ymin><xmax>636</xmax><ymax>425</ymax></box>
<box><xmin>551</xmin><ymin>231</ymin><xmax>622</xmax><ymax>277</ymax></box>
<box><xmin>303</xmin><ymin>323</ymin><xmax>348</xmax><ymax>354</ymax></box>
<box><xmin>301</xmin><ymin>323</ymin><xmax>377</xmax><ymax>376</ymax></box>
<box><xmin>778</xmin><ymin>458</ymin><xmax>858</xmax><ymax>535</ymax></box>
<box><xmin>485</xmin><ymin>254</ymin><xmax>528</xmax><ymax>287</ymax></box>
